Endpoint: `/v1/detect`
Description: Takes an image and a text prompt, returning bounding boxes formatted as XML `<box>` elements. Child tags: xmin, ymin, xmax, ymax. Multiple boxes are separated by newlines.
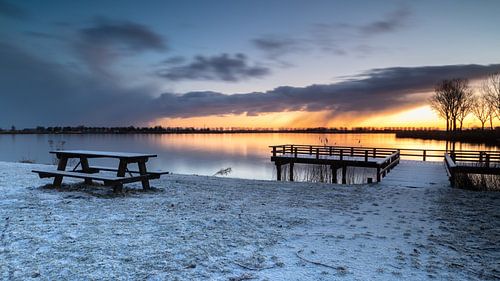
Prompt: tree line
<box><xmin>430</xmin><ymin>73</ymin><xmax>500</xmax><ymax>131</ymax></box>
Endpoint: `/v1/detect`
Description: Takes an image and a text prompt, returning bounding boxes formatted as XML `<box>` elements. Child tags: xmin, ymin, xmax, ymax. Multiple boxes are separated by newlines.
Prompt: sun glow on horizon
<box><xmin>152</xmin><ymin>105</ymin><xmax>495</xmax><ymax>129</ymax></box>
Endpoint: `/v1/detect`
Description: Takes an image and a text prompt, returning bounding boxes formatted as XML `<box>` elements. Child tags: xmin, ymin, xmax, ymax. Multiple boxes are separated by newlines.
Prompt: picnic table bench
<box><xmin>32</xmin><ymin>150</ymin><xmax>168</xmax><ymax>191</ymax></box>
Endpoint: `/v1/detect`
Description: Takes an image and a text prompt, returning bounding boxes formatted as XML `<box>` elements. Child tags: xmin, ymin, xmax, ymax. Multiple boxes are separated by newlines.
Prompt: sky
<box><xmin>1</xmin><ymin>0</ymin><xmax>500</xmax><ymax>129</ymax></box>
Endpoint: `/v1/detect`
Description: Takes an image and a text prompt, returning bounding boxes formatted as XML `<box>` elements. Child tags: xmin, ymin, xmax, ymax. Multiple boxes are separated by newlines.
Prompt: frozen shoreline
<box><xmin>0</xmin><ymin>161</ymin><xmax>498</xmax><ymax>280</ymax></box>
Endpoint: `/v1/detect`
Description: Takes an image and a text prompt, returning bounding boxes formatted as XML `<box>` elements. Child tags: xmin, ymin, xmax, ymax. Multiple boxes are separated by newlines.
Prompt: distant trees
<box><xmin>482</xmin><ymin>72</ymin><xmax>500</xmax><ymax>121</ymax></box>
<box><xmin>431</xmin><ymin>75</ymin><xmax>499</xmax><ymax>131</ymax></box>
<box><xmin>472</xmin><ymin>94</ymin><xmax>491</xmax><ymax>130</ymax></box>
<box><xmin>430</xmin><ymin>78</ymin><xmax>473</xmax><ymax>132</ymax></box>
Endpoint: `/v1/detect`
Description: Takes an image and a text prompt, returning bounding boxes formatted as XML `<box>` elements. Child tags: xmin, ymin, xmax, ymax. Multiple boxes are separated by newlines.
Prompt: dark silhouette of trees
<box><xmin>430</xmin><ymin>78</ymin><xmax>472</xmax><ymax>132</ymax></box>
<box><xmin>482</xmin><ymin>72</ymin><xmax>500</xmax><ymax>122</ymax></box>
<box><xmin>472</xmin><ymin>93</ymin><xmax>491</xmax><ymax>130</ymax></box>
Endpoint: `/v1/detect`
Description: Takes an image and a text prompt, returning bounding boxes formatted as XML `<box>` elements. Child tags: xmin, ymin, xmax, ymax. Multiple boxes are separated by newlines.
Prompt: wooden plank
<box><xmin>50</xmin><ymin>150</ymin><xmax>157</xmax><ymax>159</ymax></box>
<box><xmin>80</xmin><ymin>157</ymin><xmax>93</xmax><ymax>185</ymax></box>
<box><xmin>89</xmin><ymin>165</ymin><xmax>168</xmax><ymax>176</ymax></box>
<box><xmin>137</xmin><ymin>160</ymin><xmax>151</xmax><ymax>190</ymax></box>
<box><xmin>32</xmin><ymin>169</ymin><xmax>156</xmax><ymax>184</ymax></box>
<box><xmin>53</xmin><ymin>156</ymin><xmax>68</xmax><ymax>187</ymax></box>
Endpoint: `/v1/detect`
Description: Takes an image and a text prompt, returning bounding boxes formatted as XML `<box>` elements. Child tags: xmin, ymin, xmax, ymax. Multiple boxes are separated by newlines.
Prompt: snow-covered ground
<box><xmin>0</xmin><ymin>161</ymin><xmax>498</xmax><ymax>280</ymax></box>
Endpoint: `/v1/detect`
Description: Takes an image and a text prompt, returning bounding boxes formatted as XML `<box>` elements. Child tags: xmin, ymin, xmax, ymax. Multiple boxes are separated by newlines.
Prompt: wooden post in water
<box><xmin>376</xmin><ymin>167</ymin><xmax>381</xmax><ymax>182</ymax></box>
<box><xmin>331</xmin><ymin>165</ymin><xmax>338</xmax><ymax>183</ymax></box>
<box><xmin>289</xmin><ymin>162</ymin><xmax>294</xmax><ymax>181</ymax></box>
<box><xmin>276</xmin><ymin>163</ymin><xmax>282</xmax><ymax>181</ymax></box>
<box><xmin>342</xmin><ymin>166</ymin><xmax>347</xmax><ymax>184</ymax></box>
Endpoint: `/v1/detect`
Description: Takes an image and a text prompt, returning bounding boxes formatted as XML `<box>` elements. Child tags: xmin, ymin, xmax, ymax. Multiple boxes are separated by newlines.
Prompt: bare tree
<box><xmin>456</xmin><ymin>88</ymin><xmax>474</xmax><ymax>130</ymax></box>
<box><xmin>430</xmin><ymin>78</ymin><xmax>471</xmax><ymax>131</ymax></box>
<box><xmin>472</xmin><ymin>94</ymin><xmax>491</xmax><ymax>130</ymax></box>
<box><xmin>483</xmin><ymin>72</ymin><xmax>500</xmax><ymax>120</ymax></box>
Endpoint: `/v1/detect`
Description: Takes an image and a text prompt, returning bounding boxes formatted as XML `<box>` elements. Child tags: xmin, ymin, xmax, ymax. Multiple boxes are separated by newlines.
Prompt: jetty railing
<box><xmin>270</xmin><ymin>144</ymin><xmax>400</xmax><ymax>183</ymax></box>
<box><xmin>444</xmin><ymin>151</ymin><xmax>500</xmax><ymax>187</ymax></box>
<box><xmin>271</xmin><ymin>144</ymin><xmax>500</xmax><ymax>161</ymax></box>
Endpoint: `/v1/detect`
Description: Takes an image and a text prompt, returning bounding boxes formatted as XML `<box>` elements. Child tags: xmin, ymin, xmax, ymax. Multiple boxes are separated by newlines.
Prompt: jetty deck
<box><xmin>270</xmin><ymin>144</ymin><xmax>500</xmax><ymax>186</ymax></box>
<box><xmin>270</xmin><ymin>144</ymin><xmax>400</xmax><ymax>183</ymax></box>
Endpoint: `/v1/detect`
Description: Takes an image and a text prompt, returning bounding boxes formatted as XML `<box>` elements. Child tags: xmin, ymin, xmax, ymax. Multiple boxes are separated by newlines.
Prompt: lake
<box><xmin>0</xmin><ymin>133</ymin><xmax>498</xmax><ymax>180</ymax></box>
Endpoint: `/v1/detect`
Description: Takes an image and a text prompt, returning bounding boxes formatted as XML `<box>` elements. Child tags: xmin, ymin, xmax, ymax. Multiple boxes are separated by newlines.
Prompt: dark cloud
<box><xmin>0</xmin><ymin>42</ymin><xmax>154</xmax><ymax>127</ymax></box>
<box><xmin>2</xmin><ymin>42</ymin><xmax>500</xmax><ymax>128</ymax></box>
<box><xmin>0</xmin><ymin>0</ymin><xmax>28</xmax><ymax>19</ymax></box>
<box><xmin>74</xmin><ymin>18</ymin><xmax>166</xmax><ymax>75</ymax></box>
<box><xmin>252</xmin><ymin>36</ymin><xmax>304</xmax><ymax>59</ymax></box>
<box><xmin>149</xmin><ymin>64</ymin><xmax>500</xmax><ymax>119</ymax></box>
<box><xmin>359</xmin><ymin>7</ymin><xmax>411</xmax><ymax>35</ymax></box>
<box><xmin>156</xmin><ymin>53</ymin><xmax>270</xmax><ymax>82</ymax></box>
<box><xmin>79</xmin><ymin>18</ymin><xmax>166</xmax><ymax>52</ymax></box>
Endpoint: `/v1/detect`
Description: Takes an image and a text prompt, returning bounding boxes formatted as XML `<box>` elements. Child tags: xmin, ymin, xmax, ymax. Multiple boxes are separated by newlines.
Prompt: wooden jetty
<box><xmin>444</xmin><ymin>150</ymin><xmax>500</xmax><ymax>187</ymax></box>
<box><xmin>270</xmin><ymin>144</ymin><xmax>400</xmax><ymax>183</ymax></box>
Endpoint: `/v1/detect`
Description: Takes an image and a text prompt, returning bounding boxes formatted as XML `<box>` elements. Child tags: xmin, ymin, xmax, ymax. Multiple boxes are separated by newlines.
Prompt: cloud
<box><xmin>310</xmin><ymin>6</ymin><xmax>412</xmax><ymax>56</ymax></box>
<box><xmin>150</xmin><ymin>64</ymin><xmax>500</xmax><ymax>119</ymax></box>
<box><xmin>75</xmin><ymin>18</ymin><xmax>167</xmax><ymax>74</ymax></box>
<box><xmin>0</xmin><ymin>0</ymin><xmax>28</xmax><ymax>19</ymax></box>
<box><xmin>1</xmin><ymin>42</ymin><xmax>500</xmax><ymax>128</ymax></box>
<box><xmin>359</xmin><ymin>7</ymin><xmax>410</xmax><ymax>35</ymax></box>
<box><xmin>79</xmin><ymin>18</ymin><xmax>166</xmax><ymax>52</ymax></box>
<box><xmin>252</xmin><ymin>35</ymin><xmax>304</xmax><ymax>60</ymax></box>
<box><xmin>155</xmin><ymin>53</ymin><xmax>270</xmax><ymax>82</ymax></box>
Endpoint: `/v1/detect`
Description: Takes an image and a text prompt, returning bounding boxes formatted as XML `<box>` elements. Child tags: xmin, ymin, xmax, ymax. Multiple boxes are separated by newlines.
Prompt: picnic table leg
<box><xmin>53</xmin><ymin>156</ymin><xmax>68</xmax><ymax>187</ymax></box>
<box><xmin>137</xmin><ymin>160</ymin><xmax>151</xmax><ymax>190</ymax></box>
<box><xmin>80</xmin><ymin>157</ymin><xmax>93</xmax><ymax>185</ymax></box>
<box><xmin>117</xmin><ymin>159</ymin><xmax>127</xmax><ymax>177</ymax></box>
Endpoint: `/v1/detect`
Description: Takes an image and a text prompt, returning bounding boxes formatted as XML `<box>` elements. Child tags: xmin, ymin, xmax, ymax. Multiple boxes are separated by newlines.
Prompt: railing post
<box><xmin>309</xmin><ymin>145</ymin><xmax>312</xmax><ymax>155</ymax></box>
<box><xmin>294</xmin><ymin>147</ymin><xmax>298</xmax><ymax>158</ymax></box>
<box><xmin>290</xmin><ymin>145</ymin><xmax>294</xmax><ymax>155</ymax></box>
<box><xmin>485</xmin><ymin>154</ymin><xmax>490</xmax><ymax>167</ymax></box>
<box><xmin>272</xmin><ymin>147</ymin><xmax>276</xmax><ymax>157</ymax></box>
<box><xmin>479</xmin><ymin>152</ymin><xmax>483</xmax><ymax>163</ymax></box>
<box><xmin>329</xmin><ymin>147</ymin><xmax>332</xmax><ymax>156</ymax></box>
<box><xmin>373</xmin><ymin>148</ymin><xmax>376</xmax><ymax>158</ymax></box>
<box><xmin>316</xmin><ymin>148</ymin><xmax>319</xmax><ymax>159</ymax></box>
<box><xmin>364</xmin><ymin>150</ymin><xmax>368</xmax><ymax>162</ymax></box>
<box><xmin>423</xmin><ymin>150</ymin><xmax>426</xmax><ymax>161</ymax></box>
<box><xmin>340</xmin><ymin>149</ymin><xmax>343</xmax><ymax>160</ymax></box>
<box><xmin>350</xmin><ymin>147</ymin><xmax>354</xmax><ymax>157</ymax></box>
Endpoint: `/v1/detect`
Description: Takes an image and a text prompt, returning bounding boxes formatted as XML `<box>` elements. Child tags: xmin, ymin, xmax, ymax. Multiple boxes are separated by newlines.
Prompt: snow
<box><xmin>0</xmin><ymin>161</ymin><xmax>498</xmax><ymax>280</ymax></box>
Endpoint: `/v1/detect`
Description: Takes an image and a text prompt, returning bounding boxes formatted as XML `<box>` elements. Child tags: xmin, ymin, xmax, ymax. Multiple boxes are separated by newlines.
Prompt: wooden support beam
<box><xmin>376</xmin><ymin>167</ymin><xmax>381</xmax><ymax>182</ymax></box>
<box><xmin>289</xmin><ymin>163</ymin><xmax>294</xmax><ymax>181</ymax></box>
<box><xmin>342</xmin><ymin>166</ymin><xmax>347</xmax><ymax>184</ymax></box>
<box><xmin>276</xmin><ymin>163</ymin><xmax>282</xmax><ymax>181</ymax></box>
<box><xmin>331</xmin><ymin>165</ymin><xmax>338</xmax><ymax>183</ymax></box>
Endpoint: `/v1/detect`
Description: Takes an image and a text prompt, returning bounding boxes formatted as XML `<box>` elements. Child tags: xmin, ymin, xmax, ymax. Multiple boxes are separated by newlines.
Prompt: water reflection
<box><xmin>0</xmin><ymin>133</ymin><xmax>497</xmax><ymax>180</ymax></box>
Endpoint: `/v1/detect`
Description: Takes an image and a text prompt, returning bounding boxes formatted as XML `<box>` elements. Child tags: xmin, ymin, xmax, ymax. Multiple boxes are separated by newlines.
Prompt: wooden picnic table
<box><xmin>33</xmin><ymin>150</ymin><xmax>168</xmax><ymax>191</ymax></box>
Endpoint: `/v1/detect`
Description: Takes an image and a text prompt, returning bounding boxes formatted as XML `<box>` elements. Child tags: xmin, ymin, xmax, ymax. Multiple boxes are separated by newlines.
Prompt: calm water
<box><xmin>0</xmin><ymin>133</ymin><xmax>498</xmax><ymax>180</ymax></box>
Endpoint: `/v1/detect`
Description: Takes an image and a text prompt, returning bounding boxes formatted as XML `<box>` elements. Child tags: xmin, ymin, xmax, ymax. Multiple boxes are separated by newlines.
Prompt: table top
<box><xmin>50</xmin><ymin>150</ymin><xmax>157</xmax><ymax>159</ymax></box>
